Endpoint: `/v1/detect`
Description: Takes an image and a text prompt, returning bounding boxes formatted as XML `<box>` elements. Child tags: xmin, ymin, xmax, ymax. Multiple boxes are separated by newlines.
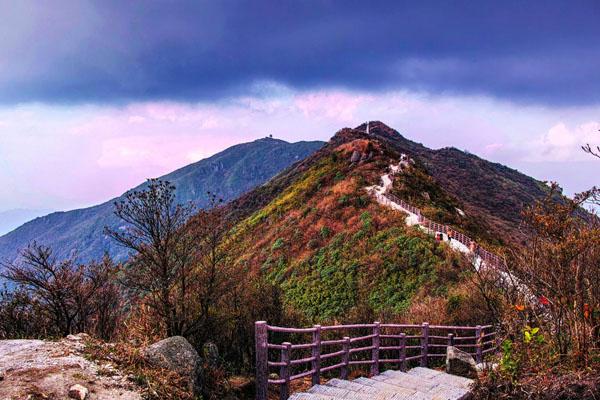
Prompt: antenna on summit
<box><xmin>366</xmin><ymin>121</ymin><xmax>370</xmax><ymax>134</ymax></box>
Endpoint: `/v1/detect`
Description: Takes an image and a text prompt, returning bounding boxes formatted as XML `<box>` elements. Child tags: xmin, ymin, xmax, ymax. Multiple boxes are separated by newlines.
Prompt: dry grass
<box><xmin>473</xmin><ymin>367</ymin><xmax>600</xmax><ymax>399</ymax></box>
<box><xmin>82</xmin><ymin>338</ymin><xmax>195</xmax><ymax>400</ymax></box>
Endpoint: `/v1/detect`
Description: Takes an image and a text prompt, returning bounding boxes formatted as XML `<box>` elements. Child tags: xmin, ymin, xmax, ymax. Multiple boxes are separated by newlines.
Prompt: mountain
<box><xmin>216</xmin><ymin>121</ymin><xmax>548</xmax><ymax>324</ymax></box>
<box><xmin>0</xmin><ymin>138</ymin><xmax>324</xmax><ymax>263</ymax></box>
<box><xmin>0</xmin><ymin>209</ymin><xmax>52</xmax><ymax>236</ymax></box>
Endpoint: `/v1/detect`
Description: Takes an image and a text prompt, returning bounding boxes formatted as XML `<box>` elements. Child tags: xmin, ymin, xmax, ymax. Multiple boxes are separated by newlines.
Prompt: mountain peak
<box><xmin>355</xmin><ymin>121</ymin><xmax>404</xmax><ymax>139</ymax></box>
<box><xmin>328</xmin><ymin>121</ymin><xmax>418</xmax><ymax>156</ymax></box>
<box><xmin>253</xmin><ymin>136</ymin><xmax>287</xmax><ymax>144</ymax></box>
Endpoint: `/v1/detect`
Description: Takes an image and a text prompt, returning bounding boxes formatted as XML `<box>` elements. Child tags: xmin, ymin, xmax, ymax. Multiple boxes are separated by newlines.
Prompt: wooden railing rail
<box><xmin>255</xmin><ymin>321</ymin><xmax>497</xmax><ymax>400</ymax></box>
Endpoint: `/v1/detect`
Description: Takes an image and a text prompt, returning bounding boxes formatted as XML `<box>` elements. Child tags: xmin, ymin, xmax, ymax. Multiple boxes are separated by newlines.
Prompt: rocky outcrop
<box><xmin>446</xmin><ymin>346</ymin><xmax>478</xmax><ymax>378</ymax></box>
<box><xmin>143</xmin><ymin>336</ymin><xmax>203</xmax><ymax>395</ymax></box>
<box><xmin>350</xmin><ymin>150</ymin><xmax>361</xmax><ymax>163</ymax></box>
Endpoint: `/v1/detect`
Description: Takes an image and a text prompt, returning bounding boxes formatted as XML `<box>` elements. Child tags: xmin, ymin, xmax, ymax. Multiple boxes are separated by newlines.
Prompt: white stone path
<box><xmin>365</xmin><ymin>162</ymin><xmax>484</xmax><ymax>271</ymax></box>
<box><xmin>289</xmin><ymin>367</ymin><xmax>473</xmax><ymax>400</ymax></box>
<box><xmin>366</xmin><ymin>160</ymin><xmax>534</xmax><ymax>303</ymax></box>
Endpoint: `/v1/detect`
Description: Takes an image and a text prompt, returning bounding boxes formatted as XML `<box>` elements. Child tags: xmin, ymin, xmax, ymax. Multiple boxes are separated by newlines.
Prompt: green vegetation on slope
<box><xmin>228</xmin><ymin>137</ymin><xmax>472</xmax><ymax>323</ymax></box>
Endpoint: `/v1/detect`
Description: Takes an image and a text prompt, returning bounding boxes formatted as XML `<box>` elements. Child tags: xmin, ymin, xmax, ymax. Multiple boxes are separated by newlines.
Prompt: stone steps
<box><xmin>287</xmin><ymin>368</ymin><xmax>472</xmax><ymax>400</ymax></box>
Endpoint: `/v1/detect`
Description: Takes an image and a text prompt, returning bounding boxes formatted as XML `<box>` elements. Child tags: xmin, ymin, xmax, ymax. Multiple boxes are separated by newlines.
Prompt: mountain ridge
<box><xmin>0</xmin><ymin>209</ymin><xmax>52</xmax><ymax>236</ymax></box>
<box><xmin>214</xmin><ymin>121</ymin><xmax>549</xmax><ymax>323</ymax></box>
<box><xmin>0</xmin><ymin>137</ymin><xmax>324</xmax><ymax>263</ymax></box>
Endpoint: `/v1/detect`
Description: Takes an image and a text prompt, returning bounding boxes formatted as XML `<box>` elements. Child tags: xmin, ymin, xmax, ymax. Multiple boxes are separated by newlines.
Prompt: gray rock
<box><xmin>68</xmin><ymin>384</ymin><xmax>88</xmax><ymax>400</ymax></box>
<box><xmin>66</xmin><ymin>333</ymin><xmax>90</xmax><ymax>342</ymax></box>
<box><xmin>476</xmin><ymin>362</ymin><xmax>498</xmax><ymax>372</ymax></box>
<box><xmin>202</xmin><ymin>342</ymin><xmax>219</xmax><ymax>367</ymax></box>
<box><xmin>350</xmin><ymin>150</ymin><xmax>361</xmax><ymax>163</ymax></box>
<box><xmin>144</xmin><ymin>336</ymin><xmax>203</xmax><ymax>395</ymax></box>
<box><xmin>446</xmin><ymin>346</ymin><xmax>477</xmax><ymax>378</ymax></box>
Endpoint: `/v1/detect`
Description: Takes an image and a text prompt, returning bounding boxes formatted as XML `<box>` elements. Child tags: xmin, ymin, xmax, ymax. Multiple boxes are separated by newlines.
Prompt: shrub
<box><xmin>0</xmin><ymin>244</ymin><xmax>123</xmax><ymax>339</ymax></box>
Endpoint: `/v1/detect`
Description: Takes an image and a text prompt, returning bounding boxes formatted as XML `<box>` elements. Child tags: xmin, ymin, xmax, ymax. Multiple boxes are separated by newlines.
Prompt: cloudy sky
<box><xmin>0</xmin><ymin>0</ymin><xmax>599</xmax><ymax>213</ymax></box>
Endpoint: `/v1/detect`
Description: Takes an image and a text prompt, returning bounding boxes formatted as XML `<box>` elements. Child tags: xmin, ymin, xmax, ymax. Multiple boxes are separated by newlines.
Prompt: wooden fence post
<box><xmin>399</xmin><ymin>333</ymin><xmax>407</xmax><ymax>372</ymax></box>
<box><xmin>420</xmin><ymin>323</ymin><xmax>429</xmax><ymax>367</ymax></box>
<box><xmin>447</xmin><ymin>333</ymin><xmax>455</xmax><ymax>366</ymax></box>
<box><xmin>341</xmin><ymin>336</ymin><xmax>350</xmax><ymax>380</ymax></box>
<box><xmin>475</xmin><ymin>325</ymin><xmax>483</xmax><ymax>364</ymax></box>
<box><xmin>280</xmin><ymin>342</ymin><xmax>291</xmax><ymax>400</ymax></box>
<box><xmin>447</xmin><ymin>333</ymin><xmax>455</xmax><ymax>347</ymax></box>
<box><xmin>311</xmin><ymin>325</ymin><xmax>321</xmax><ymax>386</ymax></box>
<box><xmin>255</xmin><ymin>321</ymin><xmax>268</xmax><ymax>400</ymax></box>
<box><xmin>371</xmin><ymin>322</ymin><xmax>381</xmax><ymax>376</ymax></box>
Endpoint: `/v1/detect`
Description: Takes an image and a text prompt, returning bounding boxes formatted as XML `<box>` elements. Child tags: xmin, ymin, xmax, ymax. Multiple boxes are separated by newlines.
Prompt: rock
<box><xmin>350</xmin><ymin>150</ymin><xmax>361</xmax><ymax>163</ymax></box>
<box><xmin>446</xmin><ymin>346</ymin><xmax>477</xmax><ymax>378</ymax></box>
<box><xmin>143</xmin><ymin>336</ymin><xmax>202</xmax><ymax>395</ymax></box>
<box><xmin>203</xmin><ymin>342</ymin><xmax>219</xmax><ymax>367</ymax></box>
<box><xmin>476</xmin><ymin>362</ymin><xmax>499</xmax><ymax>372</ymax></box>
<box><xmin>66</xmin><ymin>333</ymin><xmax>90</xmax><ymax>341</ymax></box>
<box><xmin>68</xmin><ymin>384</ymin><xmax>89</xmax><ymax>400</ymax></box>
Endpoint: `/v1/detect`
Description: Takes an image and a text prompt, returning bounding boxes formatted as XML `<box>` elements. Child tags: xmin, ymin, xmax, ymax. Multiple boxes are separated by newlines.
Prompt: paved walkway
<box><xmin>289</xmin><ymin>367</ymin><xmax>473</xmax><ymax>400</ymax></box>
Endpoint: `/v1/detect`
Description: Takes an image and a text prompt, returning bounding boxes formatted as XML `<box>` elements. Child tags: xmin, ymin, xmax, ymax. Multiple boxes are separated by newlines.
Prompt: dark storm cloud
<box><xmin>1</xmin><ymin>0</ymin><xmax>599</xmax><ymax>105</ymax></box>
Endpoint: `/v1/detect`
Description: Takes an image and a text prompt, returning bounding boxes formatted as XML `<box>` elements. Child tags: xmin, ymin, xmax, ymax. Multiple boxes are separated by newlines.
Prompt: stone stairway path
<box><xmin>288</xmin><ymin>367</ymin><xmax>473</xmax><ymax>400</ymax></box>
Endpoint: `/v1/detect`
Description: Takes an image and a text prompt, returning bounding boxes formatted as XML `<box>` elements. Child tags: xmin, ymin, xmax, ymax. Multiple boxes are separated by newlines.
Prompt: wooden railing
<box><xmin>384</xmin><ymin>192</ymin><xmax>505</xmax><ymax>269</ymax></box>
<box><xmin>255</xmin><ymin>321</ymin><xmax>497</xmax><ymax>400</ymax></box>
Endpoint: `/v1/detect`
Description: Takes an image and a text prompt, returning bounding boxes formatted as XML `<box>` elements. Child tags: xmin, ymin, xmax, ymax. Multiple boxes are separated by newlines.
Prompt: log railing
<box><xmin>255</xmin><ymin>321</ymin><xmax>497</xmax><ymax>400</ymax></box>
<box><xmin>384</xmin><ymin>192</ymin><xmax>505</xmax><ymax>269</ymax></box>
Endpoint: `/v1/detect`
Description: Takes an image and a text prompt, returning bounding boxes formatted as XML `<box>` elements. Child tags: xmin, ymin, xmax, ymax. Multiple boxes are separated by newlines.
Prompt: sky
<box><xmin>0</xmin><ymin>0</ymin><xmax>599</xmax><ymax>212</ymax></box>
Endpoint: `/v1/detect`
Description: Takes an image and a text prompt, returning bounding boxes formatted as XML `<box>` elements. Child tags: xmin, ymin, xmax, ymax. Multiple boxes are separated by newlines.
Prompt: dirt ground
<box><xmin>0</xmin><ymin>335</ymin><xmax>142</xmax><ymax>400</ymax></box>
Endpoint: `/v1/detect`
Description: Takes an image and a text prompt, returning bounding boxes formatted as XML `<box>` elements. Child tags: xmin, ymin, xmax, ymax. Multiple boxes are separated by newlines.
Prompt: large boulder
<box><xmin>143</xmin><ymin>336</ymin><xmax>202</xmax><ymax>395</ymax></box>
<box><xmin>446</xmin><ymin>346</ymin><xmax>477</xmax><ymax>378</ymax></box>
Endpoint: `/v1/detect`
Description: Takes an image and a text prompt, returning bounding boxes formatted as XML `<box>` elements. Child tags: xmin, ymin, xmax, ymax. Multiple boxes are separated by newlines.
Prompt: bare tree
<box><xmin>1</xmin><ymin>243</ymin><xmax>122</xmax><ymax>338</ymax></box>
<box><xmin>1</xmin><ymin>243</ymin><xmax>83</xmax><ymax>335</ymax></box>
<box><xmin>87</xmin><ymin>256</ymin><xmax>124</xmax><ymax>340</ymax></box>
<box><xmin>0</xmin><ymin>286</ymin><xmax>47</xmax><ymax>339</ymax></box>
<box><xmin>583</xmin><ymin>145</ymin><xmax>600</xmax><ymax>159</ymax></box>
<box><xmin>582</xmin><ymin>129</ymin><xmax>600</xmax><ymax>159</ymax></box>
<box><xmin>105</xmin><ymin>179</ymin><xmax>197</xmax><ymax>337</ymax></box>
<box><xmin>184</xmin><ymin>193</ymin><xmax>233</xmax><ymax>340</ymax></box>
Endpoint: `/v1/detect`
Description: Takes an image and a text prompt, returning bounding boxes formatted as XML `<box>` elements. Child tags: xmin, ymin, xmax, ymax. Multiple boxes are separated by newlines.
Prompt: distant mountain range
<box><xmin>0</xmin><ymin>138</ymin><xmax>324</xmax><ymax>263</ymax></box>
<box><xmin>0</xmin><ymin>209</ymin><xmax>52</xmax><ymax>236</ymax></box>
